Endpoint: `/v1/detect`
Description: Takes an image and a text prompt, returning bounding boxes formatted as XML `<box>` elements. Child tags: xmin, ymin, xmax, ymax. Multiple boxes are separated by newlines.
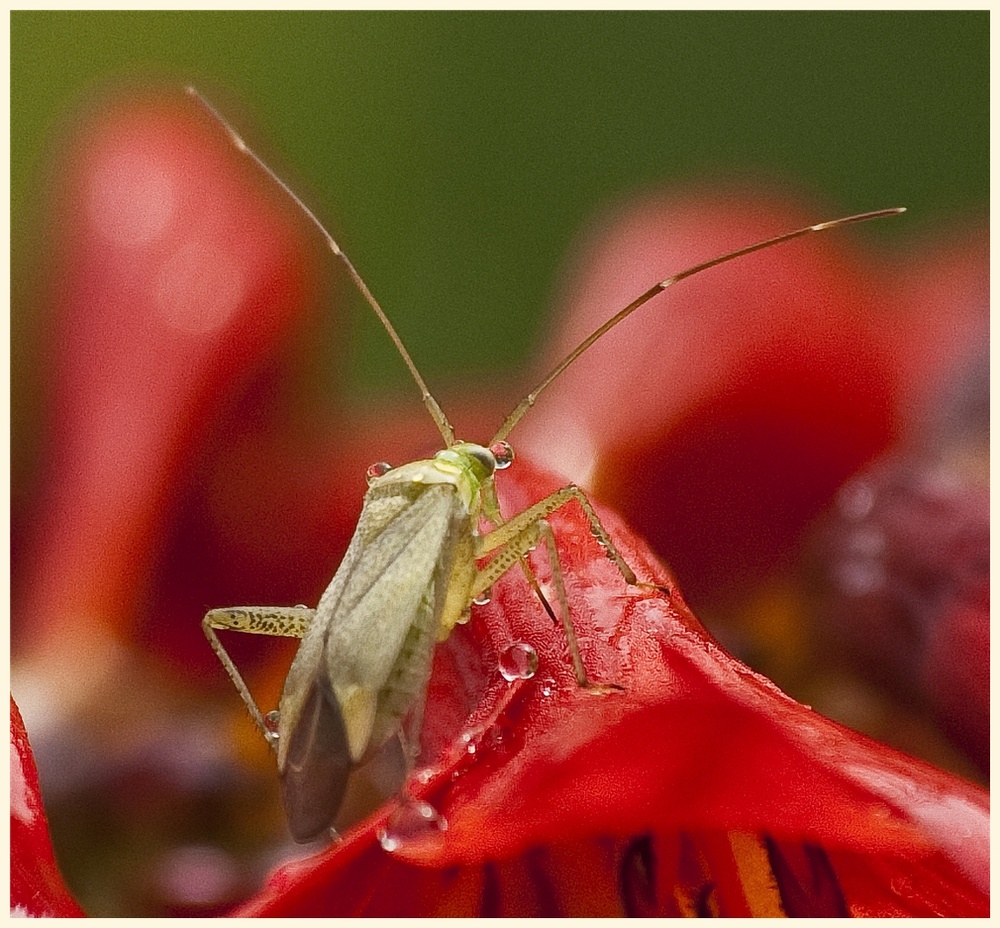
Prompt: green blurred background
<box><xmin>11</xmin><ymin>11</ymin><xmax>987</xmax><ymax>404</ymax></box>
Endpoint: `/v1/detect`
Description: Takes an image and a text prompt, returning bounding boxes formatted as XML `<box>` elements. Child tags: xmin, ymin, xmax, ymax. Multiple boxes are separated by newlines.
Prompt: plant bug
<box><xmin>192</xmin><ymin>87</ymin><xmax>904</xmax><ymax>843</ymax></box>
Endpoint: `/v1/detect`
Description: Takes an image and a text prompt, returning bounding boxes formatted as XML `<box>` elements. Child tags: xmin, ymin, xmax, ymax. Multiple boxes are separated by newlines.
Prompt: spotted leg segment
<box><xmin>202</xmin><ymin>606</ymin><xmax>315</xmax><ymax>746</ymax></box>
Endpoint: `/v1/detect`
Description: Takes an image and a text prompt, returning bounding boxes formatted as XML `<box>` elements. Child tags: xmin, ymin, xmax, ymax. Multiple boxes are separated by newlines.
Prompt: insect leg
<box><xmin>514</xmin><ymin>520</ymin><xmax>594</xmax><ymax>688</ymax></box>
<box><xmin>534</xmin><ymin>519</ymin><xmax>620</xmax><ymax>690</ymax></box>
<box><xmin>472</xmin><ymin>485</ymin><xmax>667</xmax><ymax>689</ymax></box>
<box><xmin>202</xmin><ymin>606</ymin><xmax>314</xmax><ymax>746</ymax></box>
<box><xmin>478</xmin><ymin>484</ymin><xmax>668</xmax><ymax>594</ymax></box>
<box><xmin>470</xmin><ymin>513</ymin><xmax>609</xmax><ymax>690</ymax></box>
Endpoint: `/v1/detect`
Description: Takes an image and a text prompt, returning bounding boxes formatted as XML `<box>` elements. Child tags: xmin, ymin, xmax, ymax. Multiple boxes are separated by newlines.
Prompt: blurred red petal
<box><xmin>516</xmin><ymin>188</ymin><xmax>898</xmax><ymax>604</ymax></box>
<box><xmin>13</xmin><ymin>88</ymin><xmax>325</xmax><ymax>670</ymax></box>
<box><xmin>886</xmin><ymin>219</ymin><xmax>988</xmax><ymax>432</ymax></box>
<box><xmin>230</xmin><ymin>458</ymin><xmax>987</xmax><ymax>917</ymax></box>
<box><xmin>10</xmin><ymin>697</ymin><xmax>85</xmax><ymax>917</ymax></box>
<box><xmin>922</xmin><ymin>599</ymin><xmax>989</xmax><ymax>772</ymax></box>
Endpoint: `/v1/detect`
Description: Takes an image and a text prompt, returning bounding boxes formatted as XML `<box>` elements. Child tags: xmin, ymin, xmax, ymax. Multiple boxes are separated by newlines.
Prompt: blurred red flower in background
<box><xmin>10</xmin><ymin>87</ymin><xmax>987</xmax><ymax>916</ymax></box>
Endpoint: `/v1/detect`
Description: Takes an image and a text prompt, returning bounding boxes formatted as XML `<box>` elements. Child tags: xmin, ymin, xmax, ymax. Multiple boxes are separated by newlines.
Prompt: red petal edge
<box><xmin>10</xmin><ymin>696</ymin><xmax>86</xmax><ymax>917</ymax></box>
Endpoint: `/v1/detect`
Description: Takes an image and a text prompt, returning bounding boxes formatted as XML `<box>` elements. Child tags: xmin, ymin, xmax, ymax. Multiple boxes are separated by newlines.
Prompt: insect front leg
<box><xmin>202</xmin><ymin>606</ymin><xmax>315</xmax><ymax>746</ymax></box>
<box><xmin>480</xmin><ymin>483</ymin><xmax>669</xmax><ymax>594</ymax></box>
<box><xmin>473</xmin><ymin>484</ymin><xmax>667</xmax><ymax>690</ymax></box>
<box><xmin>528</xmin><ymin>519</ymin><xmax>626</xmax><ymax>692</ymax></box>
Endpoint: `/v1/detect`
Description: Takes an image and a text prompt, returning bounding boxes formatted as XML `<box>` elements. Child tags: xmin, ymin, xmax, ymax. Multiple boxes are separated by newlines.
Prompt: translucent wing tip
<box><xmin>279</xmin><ymin>676</ymin><xmax>352</xmax><ymax>843</ymax></box>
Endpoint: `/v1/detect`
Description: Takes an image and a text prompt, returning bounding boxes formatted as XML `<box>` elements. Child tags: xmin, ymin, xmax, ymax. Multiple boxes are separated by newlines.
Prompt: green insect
<box><xmin>192</xmin><ymin>87</ymin><xmax>904</xmax><ymax>843</ymax></box>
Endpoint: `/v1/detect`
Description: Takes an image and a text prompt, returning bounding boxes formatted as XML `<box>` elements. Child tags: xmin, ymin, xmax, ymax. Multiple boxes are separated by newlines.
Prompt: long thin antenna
<box><xmin>186</xmin><ymin>86</ymin><xmax>457</xmax><ymax>447</ymax></box>
<box><xmin>491</xmin><ymin>206</ymin><xmax>905</xmax><ymax>444</ymax></box>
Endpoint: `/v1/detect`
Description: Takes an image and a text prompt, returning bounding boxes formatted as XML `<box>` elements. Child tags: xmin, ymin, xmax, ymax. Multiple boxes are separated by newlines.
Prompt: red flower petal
<box><xmin>10</xmin><ymin>697</ymin><xmax>85</xmax><ymax>917</ymax></box>
<box><xmin>811</xmin><ymin>444</ymin><xmax>989</xmax><ymax>775</ymax></box>
<box><xmin>13</xmin><ymin>88</ymin><xmax>326</xmax><ymax>673</ymax></box>
<box><xmin>231</xmin><ymin>458</ymin><xmax>988</xmax><ymax>917</ymax></box>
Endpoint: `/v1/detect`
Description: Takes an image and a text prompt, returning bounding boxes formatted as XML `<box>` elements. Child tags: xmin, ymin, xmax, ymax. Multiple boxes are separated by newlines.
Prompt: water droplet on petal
<box><xmin>366</xmin><ymin>461</ymin><xmax>393</xmax><ymax>484</ymax></box>
<box><xmin>263</xmin><ymin>710</ymin><xmax>280</xmax><ymax>743</ymax></box>
<box><xmin>473</xmin><ymin>587</ymin><xmax>492</xmax><ymax>606</ymax></box>
<box><xmin>499</xmin><ymin>642</ymin><xmax>539</xmax><ymax>681</ymax></box>
<box><xmin>377</xmin><ymin>800</ymin><xmax>447</xmax><ymax>853</ymax></box>
<box><xmin>539</xmin><ymin>676</ymin><xmax>556</xmax><ymax>697</ymax></box>
<box><xmin>490</xmin><ymin>440</ymin><xmax>514</xmax><ymax>469</ymax></box>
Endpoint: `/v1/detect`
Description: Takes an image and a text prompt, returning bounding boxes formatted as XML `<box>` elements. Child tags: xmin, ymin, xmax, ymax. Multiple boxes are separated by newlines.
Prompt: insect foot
<box><xmin>580</xmin><ymin>681</ymin><xmax>627</xmax><ymax>696</ymax></box>
<box><xmin>636</xmin><ymin>580</ymin><xmax>671</xmax><ymax>596</ymax></box>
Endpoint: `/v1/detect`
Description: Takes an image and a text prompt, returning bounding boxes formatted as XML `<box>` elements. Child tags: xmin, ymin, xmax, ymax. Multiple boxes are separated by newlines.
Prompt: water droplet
<box><xmin>499</xmin><ymin>642</ymin><xmax>539</xmax><ymax>681</ymax></box>
<box><xmin>366</xmin><ymin>461</ymin><xmax>393</xmax><ymax>484</ymax></box>
<box><xmin>490</xmin><ymin>440</ymin><xmax>514</xmax><ymax>470</ymax></box>
<box><xmin>466</xmin><ymin>741</ymin><xmax>477</xmax><ymax>755</ymax></box>
<box><xmin>539</xmin><ymin>676</ymin><xmax>556</xmax><ymax>697</ymax></box>
<box><xmin>294</xmin><ymin>604</ymin><xmax>309</xmax><ymax>611</ymax></box>
<box><xmin>473</xmin><ymin>587</ymin><xmax>492</xmax><ymax>606</ymax></box>
<box><xmin>377</xmin><ymin>800</ymin><xmax>447</xmax><ymax>853</ymax></box>
<box><xmin>263</xmin><ymin>710</ymin><xmax>280</xmax><ymax>743</ymax></box>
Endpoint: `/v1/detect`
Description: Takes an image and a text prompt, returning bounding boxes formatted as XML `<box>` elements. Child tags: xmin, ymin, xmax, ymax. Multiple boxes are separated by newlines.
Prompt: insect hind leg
<box><xmin>202</xmin><ymin>605</ymin><xmax>315</xmax><ymax>747</ymax></box>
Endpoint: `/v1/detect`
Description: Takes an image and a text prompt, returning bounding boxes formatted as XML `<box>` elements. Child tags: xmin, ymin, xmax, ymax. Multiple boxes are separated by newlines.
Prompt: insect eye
<box><xmin>466</xmin><ymin>445</ymin><xmax>497</xmax><ymax>476</ymax></box>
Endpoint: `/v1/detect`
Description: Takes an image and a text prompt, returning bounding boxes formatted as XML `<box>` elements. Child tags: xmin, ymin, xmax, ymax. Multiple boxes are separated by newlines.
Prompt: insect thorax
<box><xmin>366</xmin><ymin>442</ymin><xmax>498</xmax><ymax>514</ymax></box>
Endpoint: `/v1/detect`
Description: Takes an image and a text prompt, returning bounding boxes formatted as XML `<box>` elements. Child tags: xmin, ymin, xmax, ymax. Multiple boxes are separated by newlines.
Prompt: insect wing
<box><xmin>280</xmin><ymin>672</ymin><xmax>351</xmax><ymax>842</ymax></box>
<box><xmin>277</xmin><ymin>481</ymin><xmax>471</xmax><ymax>840</ymax></box>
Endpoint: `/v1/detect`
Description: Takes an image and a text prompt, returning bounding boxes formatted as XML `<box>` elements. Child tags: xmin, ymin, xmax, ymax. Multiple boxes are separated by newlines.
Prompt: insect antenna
<box><xmin>185</xmin><ymin>86</ymin><xmax>457</xmax><ymax>447</ymax></box>
<box><xmin>491</xmin><ymin>206</ymin><xmax>905</xmax><ymax>445</ymax></box>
